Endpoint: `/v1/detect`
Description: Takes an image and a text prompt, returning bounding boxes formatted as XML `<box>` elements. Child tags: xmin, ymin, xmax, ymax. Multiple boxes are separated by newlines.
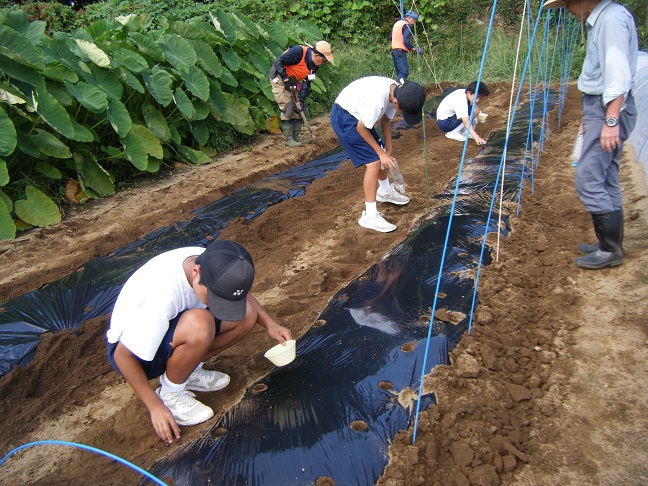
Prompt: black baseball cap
<box><xmin>394</xmin><ymin>80</ymin><xmax>426</xmax><ymax>125</ymax></box>
<box><xmin>195</xmin><ymin>240</ymin><xmax>255</xmax><ymax>321</ymax></box>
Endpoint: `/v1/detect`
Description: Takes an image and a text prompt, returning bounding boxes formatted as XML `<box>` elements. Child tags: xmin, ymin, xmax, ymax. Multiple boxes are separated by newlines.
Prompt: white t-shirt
<box><xmin>436</xmin><ymin>89</ymin><xmax>469</xmax><ymax>121</ymax></box>
<box><xmin>107</xmin><ymin>247</ymin><xmax>206</xmax><ymax>361</ymax></box>
<box><xmin>335</xmin><ymin>76</ymin><xmax>398</xmax><ymax>129</ymax></box>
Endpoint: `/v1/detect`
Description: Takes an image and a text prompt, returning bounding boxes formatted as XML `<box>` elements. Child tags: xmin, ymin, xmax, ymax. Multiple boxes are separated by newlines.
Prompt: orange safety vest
<box><xmin>285</xmin><ymin>46</ymin><xmax>311</xmax><ymax>82</ymax></box>
<box><xmin>391</xmin><ymin>20</ymin><xmax>410</xmax><ymax>52</ymax></box>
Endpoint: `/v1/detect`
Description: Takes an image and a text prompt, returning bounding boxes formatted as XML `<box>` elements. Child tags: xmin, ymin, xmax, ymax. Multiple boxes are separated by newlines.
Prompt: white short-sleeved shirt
<box><xmin>107</xmin><ymin>247</ymin><xmax>206</xmax><ymax>361</ymax></box>
<box><xmin>335</xmin><ymin>76</ymin><xmax>398</xmax><ymax>129</ymax></box>
<box><xmin>436</xmin><ymin>89</ymin><xmax>469</xmax><ymax>121</ymax></box>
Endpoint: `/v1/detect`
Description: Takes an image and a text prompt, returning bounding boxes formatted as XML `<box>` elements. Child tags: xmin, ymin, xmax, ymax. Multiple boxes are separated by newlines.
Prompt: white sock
<box><xmin>378</xmin><ymin>178</ymin><xmax>391</xmax><ymax>192</ymax></box>
<box><xmin>365</xmin><ymin>201</ymin><xmax>378</xmax><ymax>217</ymax></box>
<box><xmin>160</xmin><ymin>372</ymin><xmax>186</xmax><ymax>395</ymax></box>
<box><xmin>450</xmin><ymin>124</ymin><xmax>465</xmax><ymax>134</ymax></box>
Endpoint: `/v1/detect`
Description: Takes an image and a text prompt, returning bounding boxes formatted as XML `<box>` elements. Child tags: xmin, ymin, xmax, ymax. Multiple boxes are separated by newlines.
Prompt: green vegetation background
<box><xmin>0</xmin><ymin>0</ymin><xmax>645</xmax><ymax>239</ymax></box>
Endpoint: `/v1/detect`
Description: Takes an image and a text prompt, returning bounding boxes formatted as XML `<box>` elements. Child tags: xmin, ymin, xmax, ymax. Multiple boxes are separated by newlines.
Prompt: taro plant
<box><xmin>0</xmin><ymin>9</ymin><xmax>330</xmax><ymax>239</ymax></box>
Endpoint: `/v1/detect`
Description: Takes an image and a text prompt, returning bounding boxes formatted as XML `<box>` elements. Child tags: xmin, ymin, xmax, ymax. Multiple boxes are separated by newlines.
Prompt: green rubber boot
<box><xmin>293</xmin><ymin>120</ymin><xmax>310</xmax><ymax>144</ymax></box>
<box><xmin>282</xmin><ymin>121</ymin><xmax>303</xmax><ymax>147</ymax></box>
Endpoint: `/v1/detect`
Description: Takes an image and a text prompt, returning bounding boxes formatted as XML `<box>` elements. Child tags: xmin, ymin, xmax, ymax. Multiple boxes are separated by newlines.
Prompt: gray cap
<box><xmin>195</xmin><ymin>240</ymin><xmax>255</xmax><ymax>321</ymax></box>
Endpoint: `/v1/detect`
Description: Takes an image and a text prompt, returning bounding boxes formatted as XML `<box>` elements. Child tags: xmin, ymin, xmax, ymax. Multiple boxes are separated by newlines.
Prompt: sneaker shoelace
<box><xmin>165</xmin><ymin>390</ymin><xmax>199</xmax><ymax>409</ymax></box>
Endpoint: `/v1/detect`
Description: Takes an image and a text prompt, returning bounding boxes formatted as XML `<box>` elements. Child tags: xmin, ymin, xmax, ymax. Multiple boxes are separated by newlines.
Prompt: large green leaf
<box><xmin>85</xmin><ymin>20</ymin><xmax>114</xmax><ymax>41</ymax></box>
<box><xmin>0</xmin><ymin>188</ymin><xmax>11</xmax><ymax>209</ymax></box>
<box><xmin>14</xmin><ymin>185</ymin><xmax>62</xmax><ymax>227</ymax></box>
<box><xmin>170</xmin><ymin>21</ymin><xmax>207</xmax><ymax>40</ymax></box>
<box><xmin>114</xmin><ymin>67</ymin><xmax>145</xmax><ymax>93</ymax></box>
<box><xmin>210</xmin><ymin>10</ymin><xmax>237</xmax><ymax>45</ymax></box>
<box><xmin>219</xmin><ymin>66</ymin><xmax>238</xmax><ymax>87</ymax></box>
<box><xmin>231</xmin><ymin>9</ymin><xmax>261</xmax><ymax>39</ymax></box>
<box><xmin>130</xmin><ymin>124</ymin><xmax>163</xmax><ymax>159</ymax></box>
<box><xmin>190</xmin><ymin>120</ymin><xmax>209</xmax><ymax>145</ymax></box>
<box><xmin>75</xmin><ymin>151</ymin><xmax>115</xmax><ymax>197</ymax></box>
<box><xmin>6</xmin><ymin>11</ymin><xmax>45</xmax><ymax>46</ymax></box>
<box><xmin>121</xmin><ymin>130</ymin><xmax>148</xmax><ymax>170</ymax></box>
<box><xmin>64</xmin><ymin>80</ymin><xmax>108</xmax><ymax>113</ymax></box>
<box><xmin>114</xmin><ymin>48</ymin><xmax>148</xmax><ymax>73</ymax></box>
<box><xmin>0</xmin><ymin>110</ymin><xmax>17</xmax><ymax>156</ymax></box>
<box><xmin>46</xmin><ymin>79</ymin><xmax>74</xmax><ymax>107</ymax></box>
<box><xmin>75</xmin><ymin>39</ymin><xmax>111</xmax><ymax>68</ymax></box>
<box><xmin>35</xmin><ymin>161</ymin><xmax>62</xmax><ymax>179</ymax></box>
<box><xmin>190</xmin><ymin>40</ymin><xmax>223</xmax><ymax>78</ymax></box>
<box><xmin>176</xmin><ymin>144</ymin><xmax>211</xmax><ymax>165</ymax></box>
<box><xmin>16</xmin><ymin>130</ymin><xmax>40</xmax><ymax>157</ymax></box>
<box><xmin>174</xmin><ymin>87</ymin><xmax>195</xmax><ymax>120</ymax></box>
<box><xmin>141</xmin><ymin>67</ymin><xmax>173</xmax><ymax>107</ymax></box>
<box><xmin>34</xmin><ymin>86</ymin><xmax>75</xmax><ymax>139</ymax></box>
<box><xmin>180</xmin><ymin>65</ymin><xmax>209</xmax><ymax>101</ymax></box>
<box><xmin>0</xmin><ymin>54</ymin><xmax>45</xmax><ymax>87</ymax></box>
<box><xmin>43</xmin><ymin>66</ymin><xmax>79</xmax><ymax>84</ymax></box>
<box><xmin>221</xmin><ymin>93</ymin><xmax>255</xmax><ymax>135</ymax></box>
<box><xmin>263</xmin><ymin>23</ymin><xmax>288</xmax><ymax>49</ymax></box>
<box><xmin>192</xmin><ymin>100</ymin><xmax>210</xmax><ymax>121</ymax></box>
<box><xmin>107</xmin><ymin>99</ymin><xmax>132</xmax><ymax>137</ymax></box>
<box><xmin>83</xmin><ymin>64</ymin><xmax>123</xmax><ymax>100</ymax></box>
<box><xmin>0</xmin><ymin>201</ymin><xmax>15</xmax><ymax>240</ymax></box>
<box><xmin>0</xmin><ymin>159</ymin><xmax>8</xmax><ymax>186</ymax></box>
<box><xmin>160</xmin><ymin>34</ymin><xmax>197</xmax><ymax>70</ymax></box>
<box><xmin>142</xmin><ymin>104</ymin><xmax>171</xmax><ymax>143</ymax></box>
<box><xmin>32</xmin><ymin>129</ymin><xmax>72</xmax><ymax>158</ymax></box>
<box><xmin>128</xmin><ymin>32</ymin><xmax>164</xmax><ymax>62</ymax></box>
<box><xmin>208</xmin><ymin>81</ymin><xmax>228</xmax><ymax>116</ymax></box>
<box><xmin>222</xmin><ymin>48</ymin><xmax>241</xmax><ymax>72</ymax></box>
<box><xmin>40</xmin><ymin>37</ymin><xmax>82</xmax><ymax>74</ymax></box>
<box><xmin>0</xmin><ymin>25</ymin><xmax>45</xmax><ymax>70</ymax></box>
<box><xmin>71</xmin><ymin>120</ymin><xmax>95</xmax><ymax>143</ymax></box>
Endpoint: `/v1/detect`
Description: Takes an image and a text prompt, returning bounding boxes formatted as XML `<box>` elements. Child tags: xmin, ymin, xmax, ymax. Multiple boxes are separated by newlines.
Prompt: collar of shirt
<box><xmin>586</xmin><ymin>0</ymin><xmax>612</xmax><ymax>29</ymax></box>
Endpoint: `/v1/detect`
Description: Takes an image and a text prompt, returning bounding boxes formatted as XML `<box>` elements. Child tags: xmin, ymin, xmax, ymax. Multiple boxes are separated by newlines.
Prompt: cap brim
<box><xmin>403</xmin><ymin>110</ymin><xmax>422</xmax><ymax>126</ymax></box>
<box><xmin>542</xmin><ymin>0</ymin><xmax>565</xmax><ymax>8</ymax></box>
<box><xmin>324</xmin><ymin>53</ymin><xmax>334</xmax><ymax>64</ymax></box>
<box><xmin>207</xmin><ymin>288</ymin><xmax>247</xmax><ymax>322</ymax></box>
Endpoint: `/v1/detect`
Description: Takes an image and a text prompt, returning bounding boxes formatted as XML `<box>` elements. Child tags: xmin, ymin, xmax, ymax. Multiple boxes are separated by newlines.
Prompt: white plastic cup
<box><xmin>478</xmin><ymin>112</ymin><xmax>488</xmax><ymax>123</ymax></box>
<box><xmin>264</xmin><ymin>340</ymin><xmax>296</xmax><ymax>366</ymax></box>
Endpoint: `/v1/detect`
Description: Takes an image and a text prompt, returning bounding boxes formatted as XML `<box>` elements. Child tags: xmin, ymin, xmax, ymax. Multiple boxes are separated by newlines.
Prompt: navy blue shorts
<box><xmin>436</xmin><ymin>114</ymin><xmax>462</xmax><ymax>133</ymax></box>
<box><xmin>107</xmin><ymin>310</ymin><xmax>222</xmax><ymax>380</ymax></box>
<box><xmin>330</xmin><ymin>103</ymin><xmax>383</xmax><ymax>168</ymax></box>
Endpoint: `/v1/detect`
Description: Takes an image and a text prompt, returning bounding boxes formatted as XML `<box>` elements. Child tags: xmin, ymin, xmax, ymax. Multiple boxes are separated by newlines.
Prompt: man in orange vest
<box><xmin>390</xmin><ymin>11</ymin><xmax>423</xmax><ymax>83</ymax></box>
<box><xmin>269</xmin><ymin>41</ymin><xmax>334</xmax><ymax>147</ymax></box>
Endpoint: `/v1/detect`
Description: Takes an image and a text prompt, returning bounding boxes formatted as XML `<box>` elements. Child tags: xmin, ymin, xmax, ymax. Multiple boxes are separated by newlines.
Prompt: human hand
<box><xmin>600</xmin><ymin>125</ymin><xmax>619</xmax><ymax>153</ymax></box>
<box><xmin>474</xmin><ymin>136</ymin><xmax>487</xmax><ymax>146</ymax></box>
<box><xmin>150</xmin><ymin>403</ymin><xmax>181</xmax><ymax>444</ymax></box>
<box><xmin>416</xmin><ymin>47</ymin><xmax>424</xmax><ymax>55</ymax></box>
<box><xmin>284</xmin><ymin>76</ymin><xmax>297</xmax><ymax>90</ymax></box>
<box><xmin>268</xmin><ymin>324</ymin><xmax>292</xmax><ymax>343</ymax></box>
<box><xmin>379</xmin><ymin>152</ymin><xmax>397</xmax><ymax>171</ymax></box>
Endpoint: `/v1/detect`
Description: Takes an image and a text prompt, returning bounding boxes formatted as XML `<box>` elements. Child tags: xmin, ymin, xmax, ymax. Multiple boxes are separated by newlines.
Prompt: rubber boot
<box><xmin>293</xmin><ymin>120</ymin><xmax>310</xmax><ymax>144</ymax></box>
<box><xmin>282</xmin><ymin>121</ymin><xmax>302</xmax><ymax>147</ymax></box>
<box><xmin>574</xmin><ymin>210</ymin><xmax>624</xmax><ymax>268</ymax></box>
<box><xmin>577</xmin><ymin>208</ymin><xmax>623</xmax><ymax>254</ymax></box>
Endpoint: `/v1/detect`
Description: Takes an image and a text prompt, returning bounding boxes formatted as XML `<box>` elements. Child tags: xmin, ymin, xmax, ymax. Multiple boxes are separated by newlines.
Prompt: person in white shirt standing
<box><xmin>543</xmin><ymin>0</ymin><xmax>638</xmax><ymax>268</ymax></box>
<box><xmin>107</xmin><ymin>240</ymin><xmax>292</xmax><ymax>443</ymax></box>
<box><xmin>331</xmin><ymin>76</ymin><xmax>426</xmax><ymax>233</ymax></box>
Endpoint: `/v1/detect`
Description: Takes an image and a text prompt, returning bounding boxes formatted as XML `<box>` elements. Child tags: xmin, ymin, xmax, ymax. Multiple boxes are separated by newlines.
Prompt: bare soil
<box><xmin>0</xmin><ymin>83</ymin><xmax>646</xmax><ymax>486</ymax></box>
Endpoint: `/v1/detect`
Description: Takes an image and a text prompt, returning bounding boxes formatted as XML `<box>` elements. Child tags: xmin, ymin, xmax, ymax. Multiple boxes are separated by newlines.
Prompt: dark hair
<box><xmin>467</xmin><ymin>81</ymin><xmax>490</xmax><ymax>97</ymax></box>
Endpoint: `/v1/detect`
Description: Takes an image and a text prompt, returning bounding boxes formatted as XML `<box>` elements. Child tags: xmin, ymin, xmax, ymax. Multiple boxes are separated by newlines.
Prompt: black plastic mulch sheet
<box><xmin>144</xmin><ymin>92</ymin><xmax>555</xmax><ymax>485</ymax></box>
<box><xmin>0</xmin><ymin>148</ymin><xmax>350</xmax><ymax>377</ymax></box>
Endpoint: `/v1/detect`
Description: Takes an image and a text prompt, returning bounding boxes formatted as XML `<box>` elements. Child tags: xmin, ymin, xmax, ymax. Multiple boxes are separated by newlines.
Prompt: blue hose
<box><xmin>0</xmin><ymin>440</ymin><xmax>167</xmax><ymax>485</ymax></box>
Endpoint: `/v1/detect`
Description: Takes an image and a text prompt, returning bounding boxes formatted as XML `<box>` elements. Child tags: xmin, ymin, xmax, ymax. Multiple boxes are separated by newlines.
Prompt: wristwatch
<box><xmin>605</xmin><ymin>116</ymin><xmax>619</xmax><ymax>127</ymax></box>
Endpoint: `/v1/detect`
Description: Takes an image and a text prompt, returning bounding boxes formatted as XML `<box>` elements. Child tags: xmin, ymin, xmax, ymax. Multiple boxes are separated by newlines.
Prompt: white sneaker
<box><xmin>376</xmin><ymin>185</ymin><xmax>410</xmax><ymax>205</ymax></box>
<box><xmin>445</xmin><ymin>131</ymin><xmax>466</xmax><ymax>141</ymax></box>
<box><xmin>358</xmin><ymin>211</ymin><xmax>397</xmax><ymax>232</ymax></box>
<box><xmin>156</xmin><ymin>388</ymin><xmax>214</xmax><ymax>426</ymax></box>
<box><xmin>186</xmin><ymin>366</ymin><xmax>230</xmax><ymax>392</ymax></box>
